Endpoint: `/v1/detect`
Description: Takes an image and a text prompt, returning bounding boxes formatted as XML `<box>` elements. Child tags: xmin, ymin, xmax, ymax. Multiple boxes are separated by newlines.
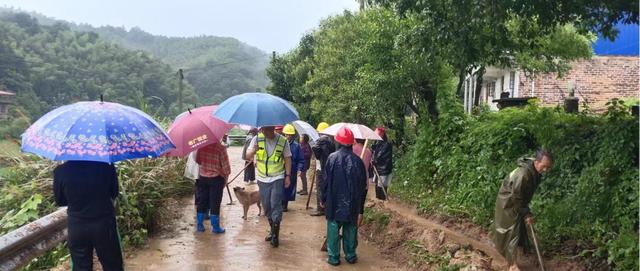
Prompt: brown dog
<box><xmin>233</xmin><ymin>186</ymin><xmax>261</xmax><ymax>220</ymax></box>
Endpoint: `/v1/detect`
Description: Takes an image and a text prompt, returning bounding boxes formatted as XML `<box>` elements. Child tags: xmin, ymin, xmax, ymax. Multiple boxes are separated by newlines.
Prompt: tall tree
<box><xmin>377</xmin><ymin>0</ymin><xmax>632</xmax><ymax>99</ymax></box>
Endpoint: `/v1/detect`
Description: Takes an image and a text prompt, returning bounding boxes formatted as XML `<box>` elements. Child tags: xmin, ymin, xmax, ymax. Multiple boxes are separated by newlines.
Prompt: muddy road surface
<box><xmin>125</xmin><ymin>146</ymin><xmax>402</xmax><ymax>271</ymax></box>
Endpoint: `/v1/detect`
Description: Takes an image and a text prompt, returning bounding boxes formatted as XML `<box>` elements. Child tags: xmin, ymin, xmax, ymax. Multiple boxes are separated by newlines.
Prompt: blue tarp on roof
<box><xmin>592</xmin><ymin>23</ymin><xmax>639</xmax><ymax>56</ymax></box>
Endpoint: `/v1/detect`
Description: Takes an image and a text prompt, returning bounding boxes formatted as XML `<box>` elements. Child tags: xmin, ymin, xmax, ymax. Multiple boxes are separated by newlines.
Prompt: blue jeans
<box><xmin>258</xmin><ymin>178</ymin><xmax>284</xmax><ymax>223</ymax></box>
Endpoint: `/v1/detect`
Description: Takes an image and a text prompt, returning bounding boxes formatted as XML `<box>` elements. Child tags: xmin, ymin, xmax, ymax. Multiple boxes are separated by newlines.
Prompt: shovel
<box><xmin>305</xmin><ymin>159</ymin><xmax>317</xmax><ymax>209</ymax></box>
<box><xmin>529</xmin><ymin>223</ymin><xmax>546</xmax><ymax>271</ymax></box>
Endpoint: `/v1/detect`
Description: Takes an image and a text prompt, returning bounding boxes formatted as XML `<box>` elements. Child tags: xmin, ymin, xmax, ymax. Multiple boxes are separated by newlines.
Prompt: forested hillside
<box><xmin>0</xmin><ymin>8</ymin><xmax>270</xmax><ymax>105</ymax></box>
<box><xmin>0</xmin><ymin>12</ymin><xmax>197</xmax><ymax>125</ymax></box>
<box><xmin>72</xmin><ymin>26</ymin><xmax>270</xmax><ymax>104</ymax></box>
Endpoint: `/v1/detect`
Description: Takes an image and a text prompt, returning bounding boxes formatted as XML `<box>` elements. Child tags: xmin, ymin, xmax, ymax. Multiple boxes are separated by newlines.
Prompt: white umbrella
<box><xmin>320</xmin><ymin>122</ymin><xmax>382</xmax><ymax>140</ymax></box>
<box><xmin>236</xmin><ymin>124</ymin><xmax>254</xmax><ymax>131</ymax></box>
<box><xmin>292</xmin><ymin>120</ymin><xmax>320</xmax><ymax>142</ymax></box>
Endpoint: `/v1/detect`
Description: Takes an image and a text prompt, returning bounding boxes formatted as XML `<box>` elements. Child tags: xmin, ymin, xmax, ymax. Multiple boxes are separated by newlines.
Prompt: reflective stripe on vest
<box><xmin>255</xmin><ymin>134</ymin><xmax>286</xmax><ymax>178</ymax></box>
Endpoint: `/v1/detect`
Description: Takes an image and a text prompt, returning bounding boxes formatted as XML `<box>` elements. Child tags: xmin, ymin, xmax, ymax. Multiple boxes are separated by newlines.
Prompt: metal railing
<box><xmin>0</xmin><ymin>208</ymin><xmax>68</xmax><ymax>271</ymax></box>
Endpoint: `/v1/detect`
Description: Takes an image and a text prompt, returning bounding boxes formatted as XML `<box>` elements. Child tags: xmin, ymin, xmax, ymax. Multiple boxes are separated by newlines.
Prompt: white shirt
<box><xmin>249</xmin><ymin>134</ymin><xmax>292</xmax><ymax>183</ymax></box>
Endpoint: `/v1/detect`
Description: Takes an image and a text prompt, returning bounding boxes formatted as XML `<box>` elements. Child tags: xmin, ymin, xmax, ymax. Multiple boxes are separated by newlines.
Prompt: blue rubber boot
<box><xmin>196</xmin><ymin>213</ymin><xmax>206</xmax><ymax>232</ymax></box>
<box><xmin>211</xmin><ymin>215</ymin><xmax>225</xmax><ymax>234</ymax></box>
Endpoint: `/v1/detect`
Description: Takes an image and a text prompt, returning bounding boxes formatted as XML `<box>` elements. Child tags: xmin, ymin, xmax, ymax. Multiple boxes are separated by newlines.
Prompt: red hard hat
<box><xmin>375</xmin><ymin>127</ymin><xmax>385</xmax><ymax>137</ymax></box>
<box><xmin>335</xmin><ymin>127</ymin><xmax>355</xmax><ymax>145</ymax></box>
<box><xmin>275</xmin><ymin>125</ymin><xmax>284</xmax><ymax>130</ymax></box>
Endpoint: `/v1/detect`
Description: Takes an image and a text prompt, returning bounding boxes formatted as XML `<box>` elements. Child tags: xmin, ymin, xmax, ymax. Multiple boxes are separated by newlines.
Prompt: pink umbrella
<box><xmin>165</xmin><ymin>105</ymin><xmax>234</xmax><ymax>157</ymax></box>
<box><xmin>320</xmin><ymin>122</ymin><xmax>382</xmax><ymax>141</ymax></box>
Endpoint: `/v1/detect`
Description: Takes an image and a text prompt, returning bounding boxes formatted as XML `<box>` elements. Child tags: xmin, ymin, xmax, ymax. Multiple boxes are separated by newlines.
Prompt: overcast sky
<box><xmin>0</xmin><ymin>0</ymin><xmax>359</xmax><ymax>53</ymax></box>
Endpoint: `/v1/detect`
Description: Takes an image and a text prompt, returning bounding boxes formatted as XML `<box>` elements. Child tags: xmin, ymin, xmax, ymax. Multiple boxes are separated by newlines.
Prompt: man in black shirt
<box><xmin>54</xmin><ymin>161</ymin><xmax>123</xmax><ymax>271</ymax></box>
<box><xmin>310</xmin><ymin>122</ymin><xmax>336</xmax><ymax>216</ymax></box>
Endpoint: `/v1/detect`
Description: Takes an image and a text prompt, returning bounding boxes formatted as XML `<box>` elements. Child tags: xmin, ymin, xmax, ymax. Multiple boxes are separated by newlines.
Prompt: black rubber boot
<box><xmin>265</xmin><ymin>219</ymin><xmax>273</xmax><ymax>242</ymax></box>
<box><xmin>271</xmin><ymin>222</ymin><xmax>280</xmax><ymax>247</ymax></box>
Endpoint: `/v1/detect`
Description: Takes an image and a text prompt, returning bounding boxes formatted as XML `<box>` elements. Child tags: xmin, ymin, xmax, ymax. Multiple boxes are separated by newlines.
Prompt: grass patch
<box><xmin>0</xmin><ymin>154</ymin><xmax>192</xmax><ymax>270</ymax></box>
<box><xmin>363</xmin><ymin>207</ymin><xmax>390</xmax><ymax>231</ymax></box>
<box><xmin>395</xmin><ymin>101</ymin><xmax>639</xmax><ymax>270</ymax></box>
<box><xmin>0</xmin><ymin>139</ymin><xmax>20</xmax><ymax>158</ymax></box>
<box><xmin>404</xmin><ymin>239</ymin><xmax>465</xmax><ymax>271</ymax></box>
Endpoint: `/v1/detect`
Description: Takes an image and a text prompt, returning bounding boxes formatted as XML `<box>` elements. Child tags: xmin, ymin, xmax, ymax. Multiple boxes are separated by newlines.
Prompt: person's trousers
<box><xmin>374</xmin><ymin>174</ymin><xmax>392</xmax><ymax>200</ymax></box>
<box><xmin>244</xmin><ymin>161</ymin><xmax>255</xmax><ymax>182</ymax></box>
<box><xmin>258</xmin><ymin>178</ymin><xmax>284</xmax><ymax>223</ymax></box>
<box><xmin>196</xmin><ymin>176</ymin><xmax>225</xmax><ymax>215</ymax></box>
<box><xmin>68</xmin><ymin>215</ymin><xmax>123</xmax><ymax>271</ymax></box>
<box><xmin>327</xmin><ymin>220</ymin><xmax>358</xmax><ymax>264</ymax></box>
<box><xmin>300</xmin><ymin>170</ymin><xmax>308</xmax><ymax>191</ymax></box>
<box><xmin>315</xmin><ymin>170</ymin><xmax>325</xmax><ymax>211</ymax></box>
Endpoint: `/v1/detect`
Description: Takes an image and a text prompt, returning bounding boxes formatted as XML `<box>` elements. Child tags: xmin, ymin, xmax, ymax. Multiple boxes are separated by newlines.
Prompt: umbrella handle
<box><xmin>360</xmin><ymin>139</ymin><xmax>368</xmax><ymax>159</ymax></box>
<box><xmin>226</xmin><ymin>184</ymin><xmax>234</xmax><ymax>204</ymax></box>
<box><xmin>227</xmin><ymin>162</ymin><xmax>251</xmax><ymax>186</ymax></box>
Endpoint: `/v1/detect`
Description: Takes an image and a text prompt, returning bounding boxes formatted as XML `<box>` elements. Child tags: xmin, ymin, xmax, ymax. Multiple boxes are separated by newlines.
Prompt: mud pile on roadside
<box><xmin>360</xmin><ymin>202</ymin><xmax>493</xmax><ymax>271</ymax></box>
<box><xmin>361</xmin><ymin>200</ymin><xmax>594</xmax><ymax>271</ymax></box>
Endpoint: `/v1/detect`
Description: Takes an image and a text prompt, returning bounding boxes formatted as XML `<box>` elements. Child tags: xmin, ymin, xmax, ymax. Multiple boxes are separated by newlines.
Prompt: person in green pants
<box><xmin>320</xmin><ymin>127</ymin><xmax>367</xmax><ymax>266</ymax></box>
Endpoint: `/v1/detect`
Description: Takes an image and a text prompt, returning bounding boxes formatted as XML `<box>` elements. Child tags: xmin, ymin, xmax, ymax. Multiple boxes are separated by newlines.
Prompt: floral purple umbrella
<box><xmin>21</xmin><ymin>101</ymin><xmax>175</xmax><ymax>163</ymax></box>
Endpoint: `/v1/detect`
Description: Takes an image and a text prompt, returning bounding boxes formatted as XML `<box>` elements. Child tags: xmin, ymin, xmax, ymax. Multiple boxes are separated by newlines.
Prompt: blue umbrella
<box><xmin>213</xmin><ymin>92</ymin><xmax>299</xmax><ymax>127</ymax></box>
<box><xmin>21</xmin><ymin>101</ymin><xmax>175</xmax><ymax>163</ymax></box>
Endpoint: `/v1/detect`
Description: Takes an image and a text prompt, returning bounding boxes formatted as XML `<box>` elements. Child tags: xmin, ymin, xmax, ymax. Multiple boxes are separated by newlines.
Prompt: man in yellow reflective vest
<box><xmin>245</xmin><ymin>126</ymin><xmax>292</xmax><ymax>248</ymax></box>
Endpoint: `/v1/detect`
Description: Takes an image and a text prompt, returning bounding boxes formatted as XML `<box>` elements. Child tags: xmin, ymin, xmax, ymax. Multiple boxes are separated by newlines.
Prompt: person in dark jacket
<box><xmin>371</xmin><ymin>127</ymin><xmax>393</xmax><ymax>200</ymax></box>
<box><xmin>242</xmin><ymin>128</ymin><xmax>259</xmax><ymax>183</ymax></box>
<box><xmin>310</xmin><ymin>122</ymin><xmax>336</xmax><ymax>216</ymax></box>
<box><xmin>298</xmin><ymin>134</ymin><xmax>313</xmax><ymax>195</ymax></box>
<box><xmin>321</xmin><ymin>127</ymin><xmax>367</xmax><ymax>266</ymax></box>
<box><xmin>493</xmin><ymin>150</ymin><xmax>553</xmax><ymax>271</ymax></box>
<box><xmin>282</xmin><ymin>124</ymin><xmax>305</xmax><ymax>211</ymax></box>
<box><xmin>53</xmin><ymin>161</ymin><xmax>123</xmax><ymax>271</ymax></box>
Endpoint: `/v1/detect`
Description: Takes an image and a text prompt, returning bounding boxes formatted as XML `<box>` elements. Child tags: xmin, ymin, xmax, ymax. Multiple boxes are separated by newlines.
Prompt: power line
<box><xmin>181</xmin><ymin>55</ymin><xmax>268</xmax><ymax>72</ymax></box>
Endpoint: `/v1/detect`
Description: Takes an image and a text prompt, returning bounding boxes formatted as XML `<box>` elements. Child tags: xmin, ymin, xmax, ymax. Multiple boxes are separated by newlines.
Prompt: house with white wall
<box><xmin>462</xmin><ymin>23</ymin><xmax>639</xmax><ymax>113</ymax></box>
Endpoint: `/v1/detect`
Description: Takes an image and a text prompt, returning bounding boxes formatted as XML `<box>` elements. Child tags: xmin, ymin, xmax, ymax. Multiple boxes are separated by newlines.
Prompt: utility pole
<box><xmin>358</xmin><ymin>0</ymin><xmax>367</xmax><ymax>11</ymax></box>
<box><xmin>178</xmin><ymin>68</ymin><xmax>184</xmax><ymax>113</ymax></box>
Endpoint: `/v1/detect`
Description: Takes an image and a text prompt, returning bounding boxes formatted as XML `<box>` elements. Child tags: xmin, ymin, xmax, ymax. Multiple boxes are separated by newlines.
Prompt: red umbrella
<box><xmin>165</xmin><ymin>105</ymin><xmax>234</xmax><ymax>157</ymax></box>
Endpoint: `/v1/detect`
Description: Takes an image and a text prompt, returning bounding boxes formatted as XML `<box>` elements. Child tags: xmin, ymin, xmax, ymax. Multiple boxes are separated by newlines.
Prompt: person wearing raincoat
<box><xmin>493</xmin><ymin>150</ymin><xmax>553</xmax><ymax>271</ymax></box>
<box><xmin>321</xmin><ymin>127</ymin><xmax>367</xmax><ymax>266</ymax></box>
<box><xmin>310</xmin><ymin>122</ymin><xmax>335</xmax><ymax>216</ymax></box>
<box><xmin>371</xmin><ymin>127</ymin><xmax>392</xmax><ymax>200</ymax></box>
<box><xmin>282</xmin><ymin>124</ymin><xmax>305</xmax><ymax>212</ymax></box>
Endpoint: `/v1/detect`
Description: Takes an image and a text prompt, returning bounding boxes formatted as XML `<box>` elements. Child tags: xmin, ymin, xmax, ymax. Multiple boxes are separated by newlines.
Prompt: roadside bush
<box><xmin>393</xmin><ymin>99</ymin><xmax>639</xmax><ymax>270</ymax></box>
<box><xmin>0</xmin><ymin>154</ymin><xmax>192</xmax><ymax>270</ymax></box>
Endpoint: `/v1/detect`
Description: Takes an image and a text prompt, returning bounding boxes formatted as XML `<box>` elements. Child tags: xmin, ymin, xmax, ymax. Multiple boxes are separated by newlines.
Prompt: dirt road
<box><xmin>125</xmin><ymin>146</ymin><xmax>402</xmax><ymax>271</ymax></box>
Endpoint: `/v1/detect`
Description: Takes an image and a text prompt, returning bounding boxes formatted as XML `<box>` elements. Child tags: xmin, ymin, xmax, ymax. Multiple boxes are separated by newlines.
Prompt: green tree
<box><xmin>0</xmin><ymin>12</ymin><xmax>198</xmax><ymax>121</ymax></box>
<box><xmin>377</xmin><ymin>0</ymin><xmax>631</xmax><ymax>102</ymax></box>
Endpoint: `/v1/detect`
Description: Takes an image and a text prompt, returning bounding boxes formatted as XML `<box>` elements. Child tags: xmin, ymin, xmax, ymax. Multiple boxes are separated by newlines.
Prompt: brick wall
<box><xmin>518</xmin><ymin>56</ymin><xmax>639</xmax><ymax>110</ymax></box>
